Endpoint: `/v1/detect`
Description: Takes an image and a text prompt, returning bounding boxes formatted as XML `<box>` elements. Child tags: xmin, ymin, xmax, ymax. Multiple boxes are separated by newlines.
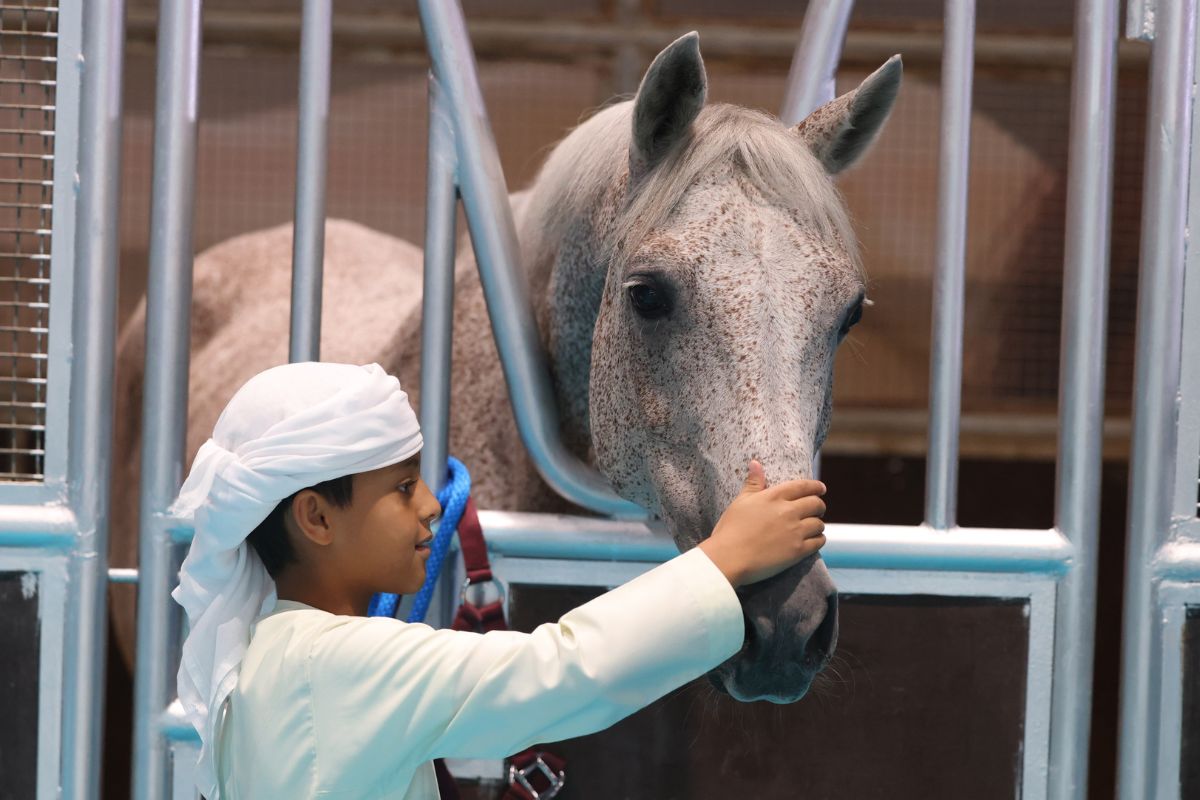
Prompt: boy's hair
<box><xmin>247</xmin><ymin>474</ymin><xmax>354</xmax><ymax>578</ymax></box>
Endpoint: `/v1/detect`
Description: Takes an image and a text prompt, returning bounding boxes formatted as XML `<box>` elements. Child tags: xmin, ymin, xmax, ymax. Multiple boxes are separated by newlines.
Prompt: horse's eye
<box><xmin>838</xmin><ymin>297</ymin><xmax>864</xmax><ymax>339</ymax></box>
<box><xmin>628</xmin><ymin>282</ymin><xmax>672</xmax><ymax>320</ymax></box>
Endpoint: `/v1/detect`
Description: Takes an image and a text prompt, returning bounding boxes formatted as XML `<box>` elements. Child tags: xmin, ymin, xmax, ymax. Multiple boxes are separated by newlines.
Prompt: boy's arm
<box><xmin>306</xmin><ymin>546</ymin><xmax>743</xmax><ymax>772</ymax></box>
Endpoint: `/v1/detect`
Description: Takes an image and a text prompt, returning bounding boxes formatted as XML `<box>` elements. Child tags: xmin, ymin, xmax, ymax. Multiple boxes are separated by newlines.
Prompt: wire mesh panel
<box><xmin>0</xmin><ymin>1</ymin><xmax>55</xmax><ymax>482</ymax></box>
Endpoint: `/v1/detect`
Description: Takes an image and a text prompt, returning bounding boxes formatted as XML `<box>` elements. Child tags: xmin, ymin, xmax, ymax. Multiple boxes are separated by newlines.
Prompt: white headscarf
<box><xmin>170</xmin><ymin>361</ymin><xmax>423</xmax><ymax>798</ymax></box>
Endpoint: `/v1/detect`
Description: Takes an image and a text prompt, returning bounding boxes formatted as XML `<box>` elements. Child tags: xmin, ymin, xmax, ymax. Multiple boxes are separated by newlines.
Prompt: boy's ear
<box><xmin>289</xmin><ymin>490</ymin><xmax>335</xmax><ymax>546</ymax></box>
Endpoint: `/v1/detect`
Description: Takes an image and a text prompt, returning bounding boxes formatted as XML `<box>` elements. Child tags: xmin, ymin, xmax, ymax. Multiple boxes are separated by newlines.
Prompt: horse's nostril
<box><xmin>809</xmin><ymin>593</ymin><xmax>838</xmax><ymax>662</ymax></box>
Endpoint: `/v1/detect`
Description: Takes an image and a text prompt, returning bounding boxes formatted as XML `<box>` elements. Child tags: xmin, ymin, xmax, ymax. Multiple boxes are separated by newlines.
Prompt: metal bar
<box><xmin>108</xmin><ymin>567</ymin><xmax>138</xmax><ymax>584</ymax></box>
<box><xmin>0</xmin><ymin>325</ymin><xmax>51</xmax><ymax>333</ymax></box>
<box><xmin>0</xmin><ymin>153</ymin><xmax>55</xmax><ymax>160</ymax></box>
<box><xmin>0</xmin><ymin>178</ymin><xmax>54</xmax><ymax>186</ymax></box>
<box><xmin>0</xmin><ymin>129</ymin><xmax>55</xmax><ymax>137</ymax></box>
<box><xmin>474</xmin><ymin>512</ymin><xmax>1076</xmax><ymax>573</ymax></box>
<box><xmin>1047</xmin><ymin>2</ymin><xmax>1119</xmax><ymax>796</ymax></box>
<box><xmin>925</xmin><ymin>0</ymin><xmax>974</xmax><ymax>530</ymax></box>
<box><xmin>1126</xmin><ymin>0</ymin><xmax>1156</xmax><ymax>41</ymax></box>
<box><xmin>780</xmin><ymin>0</ymin><xmax>854</xmax><ymax>125</ymax></box>
<box><xmin>0</xmin><ymin>103</ymin><xmax>58</xmax><ymax>112</ymax></box>
<box><xmin>0</xmin><ymin>276</ymin><xmax>53</xmax><ymax>284</ymax></box>
<box><xmin>0</xmin><ymin>206</ymin><xmax>55</xmax><ymax>215</ymax></box>
<box><xmin>416</xmin><ymin>0</ymin><xmax>645</xmax><ymax>520</ymax></box>
<box><xmin>0</xmin><ymin>504</ymin><xmax>76</xmax><ymax>546</ymax></box>
<box><xmin>132</xmin><ymin>2</ymin><xmax>202</xmax><ymax>799</ymax></box>
<box><xmin>419</xmin><ymin>75</ymin><xmax>457</xmax><ymax>496</ymax></box>
<box><xmin>59</xmin><ymin>0</ymin><xmax>125</xmax><ymax>796</ymax></box>
<box><xmin>1117</xmin><ymin>0</ymin><xmax>1196</xmax><ymax>796</ymax></box>
<box><xmin>0</xmin><ymin>54</ymin><xmax>57</xmax><ymax>63</ymax></box>
<box><xmin>124</xmin><ymin>10</ymin><xmax>1151</xmax><ymax>71</ymax></box>
<box><xmin>287</xmin><ymin>0</ymin><xmax>331</xmax><ymax>364</ymax></box>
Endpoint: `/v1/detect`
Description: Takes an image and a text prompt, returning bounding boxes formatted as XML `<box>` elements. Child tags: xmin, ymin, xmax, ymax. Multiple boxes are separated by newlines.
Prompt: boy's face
<box><xmin>328</xmin><ymin>454</ymin><xmax>442</xmax><ymax>597</ymax></box>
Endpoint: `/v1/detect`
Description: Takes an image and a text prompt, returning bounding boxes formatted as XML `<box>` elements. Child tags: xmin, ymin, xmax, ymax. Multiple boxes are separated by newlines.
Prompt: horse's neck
<box><xmin>523</xmin><ymin>181</ymin><xmax>624</xmax><ymax>463</ymax></box>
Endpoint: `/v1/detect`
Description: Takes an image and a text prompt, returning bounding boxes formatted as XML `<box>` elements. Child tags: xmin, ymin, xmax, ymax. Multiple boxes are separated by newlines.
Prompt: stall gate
<box><xmin>3</xmin><ymin>0</ymin><xmax>1195</xmax><ymax>798</ymax></box>
<box><xmin>1118</xmin><ymin>2</ymin><xmax>1200</xmax><ymax>798</ymax></box>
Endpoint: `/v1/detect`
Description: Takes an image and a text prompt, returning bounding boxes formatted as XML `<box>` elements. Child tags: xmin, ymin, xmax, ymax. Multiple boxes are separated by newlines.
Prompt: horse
<box><xmin>110</xmin><ymin>33</ymin><xmax>901</xmax><ymax>704</ymax></box>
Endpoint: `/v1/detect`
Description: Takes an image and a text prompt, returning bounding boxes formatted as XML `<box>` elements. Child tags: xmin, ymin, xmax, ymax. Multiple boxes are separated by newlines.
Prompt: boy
<box><xmin>172</xmin><ymin>361</ymin><xmax>828</xmax><ymax>799</ymax></box>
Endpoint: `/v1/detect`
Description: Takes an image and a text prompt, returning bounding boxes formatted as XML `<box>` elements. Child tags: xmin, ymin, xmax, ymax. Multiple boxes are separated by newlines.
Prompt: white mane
<box><xmin>520</xmin><ymin>99</ymin><xmax>863</xmax><ymax>277</ymax></box>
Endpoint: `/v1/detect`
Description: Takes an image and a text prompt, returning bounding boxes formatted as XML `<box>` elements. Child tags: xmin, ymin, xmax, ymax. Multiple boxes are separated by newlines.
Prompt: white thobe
<box><xmin>214</xmin><ymin>547</ymin><xmax>744</xmax><ymax>799</ymax></box>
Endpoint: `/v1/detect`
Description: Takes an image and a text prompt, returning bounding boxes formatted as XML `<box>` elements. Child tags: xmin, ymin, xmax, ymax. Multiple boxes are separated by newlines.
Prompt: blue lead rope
<box><xmin>367</xmin><ymin>456</ymin><xmax>472</xmax><ymax>622</ymax></box>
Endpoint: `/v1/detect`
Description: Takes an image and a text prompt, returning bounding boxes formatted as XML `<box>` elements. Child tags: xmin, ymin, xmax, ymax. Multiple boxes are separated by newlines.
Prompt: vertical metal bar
<box><xmin>925</xmin><ymin>0</ymin><xmax>974</xmax><ymax>530</ymax></box>
<box><xmin>289</xmin><ymin>0</ymin><xmax>332</xmax><ymax>363</ymax></box>
<box><xmin>416</xmin><ymin>0</ymin><xmax>645</xmax><ymax>519</ymax></box>
<box><xmin>1126</xmin><ymin>0</ymin><xmax>1157</xmax><ymax>41</ymax></box>
<box><xmin>1047</xmin><ymin>1</ymin><xmax>1119</xmax><ymax>797</ymax></box>
<box><xmin>420</xmin><ymin>75</ymin><xmax>457</xmax><ymax>498</ymax></box>
<box><xmin>780</xmin><ymin>0</ymin><xmax>855</xmax><ymax>125</ymax></box>
<box><xmin>1117</xmin><ymin>0</ymin><xmax>1196</xmax><ymax>796</ymax></box>
<box><xmin>59</xmin><ymin>0</ymin><xmax>125</xmax><ymax>797</ymax></box>
<box><xmin>132</xmin><ymin>2</ymin><xmax>203</xmax><ymax>799</ymax></box>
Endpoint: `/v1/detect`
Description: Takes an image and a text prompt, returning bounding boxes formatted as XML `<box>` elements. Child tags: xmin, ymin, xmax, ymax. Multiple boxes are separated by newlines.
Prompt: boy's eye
<box><xmin>397</xmin><ymin>481</ymin><xmax>417</xmax><ymax>496</ymax></box>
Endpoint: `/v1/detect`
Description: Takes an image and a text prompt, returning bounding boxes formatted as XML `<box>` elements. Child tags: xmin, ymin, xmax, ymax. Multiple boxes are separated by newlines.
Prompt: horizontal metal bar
<box><xmin>0</xmin><ymin>201</ymin><xmax>53</xmax><ymax>210</ymax></box>
<box><xmin>0</xmin><ymin>129</ymin><xmax>54</xmax><ymax>138</ymax></box>
<box><xmin>0</xmin><ymin>376</ymin><xmax>47</xmax><ymax>385</ymax></box>
<box><xmin>0</xmin><ymin>253</ymin><xmax>52</xmax><ymax>261</ymax></box>
<box><xmin>476</xmin><ymin>511</ymin><xmax>677</xmax><ymax>561</ymax></box>
<box><xmin>0</xmin><ymin>276</ymin><xmax>51</xmax><ymax>285</ymax></box>
<box><xmin>0</xmin><ymin>54</ymin><xmax>55</xmax><ymax>63</ymax></box>
<box><xmin>826</xmin><ymin>525</ymin><xmax>1075</xmax><ymax>573</ymax></box>
<box><xmin>0</xmin><ymin>103</ymin><xmax>56</xmax><ymax>111</ymax></box>
<box><xmin>0</xmin><ymin>299</ymin><xmax>51</xmax><ymax>309</ymax></box>
<box><xmin>0</xmin><ymin>30</ymin><xmax>57</xmax><ymax>38</ymax></box>
<box><xmin>0</xmin><ymin>351</ymin><xmax>48</xmax><ymax>359</ymax></box>
<box><xmin>0</xmin><ymin>4</ymin><xmax>58</xmax><ymax>12</ymax></box>
<box><xmin>0</xmin><ymin>504</ymin><xmax>76</xmax><ymax>546</ymax></box>
<box><xmin>473</xmin><ymin>511</ymin><xmax>1075</xmax><ymax>574</ymax></box>
<box><xmin>0</xmin><ymin>178</ymin><xmax>52</xmax><ymax>187</ymax></box>
<box><xmin>0</xmin><ymin>446</ymin><xmax>46</xmax><ymax>455</ymax></box>
<box><xmin>1153</xmin><ymin>536</ymin><xmax>1200</xmax><ymax>579</ymax></box>
<box><xmin>0</xmin><ymin>398</ymin><xmax>46</xmax><ymax>407</ymax></box>
<box><xmin>0</xmin><ymin>235</ymin><xmax>51</xmax><ymax>244</ymax></box>
<box><xmin>107</xmin><ymin>567</ymin><xmax>137</xmax><ymax>584</ymax></box>
<box><xmin>0</xmin><ymin>153</ymin><xmax>54</xmax><ymax>161</ymax></box>
<box><xmin>125</xmin><ymin>9</ymin><xmax>1151</xmax><ymax>71</ymax></box>
<box><xmin>0</xmin><ymin>471</ymin><xmax>42</xmax><ymax>480</ymax></box>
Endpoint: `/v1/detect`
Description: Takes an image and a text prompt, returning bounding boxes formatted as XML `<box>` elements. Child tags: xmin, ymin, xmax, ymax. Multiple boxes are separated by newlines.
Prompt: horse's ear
<box><xmin>795</xmin><ymin>55</ymin><xmax>902</xmax><ymax>175</ymax></box>
<box><xmin>630</xmin><ymin>32</ymin><xmax>707</xmax><ymax>181</ymax></box>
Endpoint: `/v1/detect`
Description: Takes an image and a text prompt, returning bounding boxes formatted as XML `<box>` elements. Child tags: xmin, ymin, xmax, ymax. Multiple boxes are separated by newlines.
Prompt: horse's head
<box><xmin>524</xmin><ymin>34</ymin><xmax>900</xmax><ymax>702</ymax></box>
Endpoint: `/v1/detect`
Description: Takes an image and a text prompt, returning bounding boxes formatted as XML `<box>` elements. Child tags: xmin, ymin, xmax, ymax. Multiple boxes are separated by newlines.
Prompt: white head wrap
<box><xmin>170</xmin><ymin>361</ymin><xmax>423</xmax><ymax>798</ymax></box>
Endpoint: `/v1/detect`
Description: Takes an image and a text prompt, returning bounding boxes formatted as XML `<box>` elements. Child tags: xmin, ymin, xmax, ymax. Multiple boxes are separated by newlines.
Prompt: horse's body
<box><xmin>110</xmin><ymin>35</ymin><xmax>900</xmax><ymax>703</ymax></box>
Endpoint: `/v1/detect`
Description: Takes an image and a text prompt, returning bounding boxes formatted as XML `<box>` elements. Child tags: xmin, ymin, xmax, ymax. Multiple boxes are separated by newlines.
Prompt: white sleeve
<box><xmin>305</xmin><ymin>547</ymin><xmax>743</xmax><ymax>769</ymax></box>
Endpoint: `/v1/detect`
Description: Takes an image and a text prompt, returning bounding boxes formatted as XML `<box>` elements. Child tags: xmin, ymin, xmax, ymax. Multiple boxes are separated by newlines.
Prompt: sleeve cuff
<box><xmin>671</xmin><ymin>547</ymin><xmax>745</xmax><ymax>666</ymax></box>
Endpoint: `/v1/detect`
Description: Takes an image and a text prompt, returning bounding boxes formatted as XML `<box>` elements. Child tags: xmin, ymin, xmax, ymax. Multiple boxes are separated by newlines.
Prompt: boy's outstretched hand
<box><xmin>698</xmin><ymin>460</ymin><xmax>827</xmax><ymax>588</ymax></box>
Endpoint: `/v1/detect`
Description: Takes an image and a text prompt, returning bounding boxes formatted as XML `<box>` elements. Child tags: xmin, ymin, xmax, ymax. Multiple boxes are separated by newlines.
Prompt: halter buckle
<box><xmin>460</xmin><ymin>576</ymin><xmax>505</xmax><ymax>607</ymax></box>
<box><xmin>507</xmin><ymin>754</ymin><xmax>565</xmax><ymax>799</ymax></box>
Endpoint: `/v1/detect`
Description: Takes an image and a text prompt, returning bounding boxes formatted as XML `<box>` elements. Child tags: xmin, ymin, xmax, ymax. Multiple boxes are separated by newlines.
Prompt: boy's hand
<box><xmin>698</xmin><ymin>460</ymin><xmax>827</xmax><ymax>588</ymax></box>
